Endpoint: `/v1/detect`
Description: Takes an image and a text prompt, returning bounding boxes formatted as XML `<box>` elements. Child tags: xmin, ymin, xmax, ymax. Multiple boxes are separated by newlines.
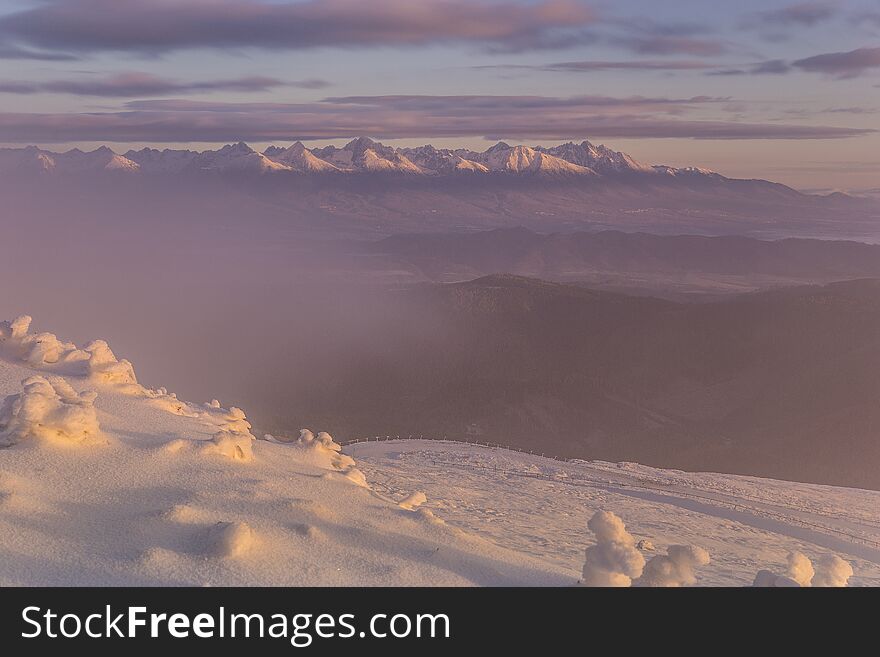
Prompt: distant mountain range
<box><xmin>255</xmin><ymin>274</ymin><xmax>880</xmax><ymax>489</ymax></box>
<box><xmin>366</xmin><ymin>227</ymin><xmax>880</xmax><ymax>297</ymax></box>
<box><xmin>2</xmin><ymin>136</ymin><xmax>877</xmax><ymax>241</ymax></box>
<box><xmin>0</xmin><ymin>136</ymin><xmax>767</xmax><ymax>179</ymax></box>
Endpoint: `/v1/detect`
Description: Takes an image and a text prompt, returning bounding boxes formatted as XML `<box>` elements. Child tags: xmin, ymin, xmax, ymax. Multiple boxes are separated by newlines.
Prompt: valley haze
<box><xmin>1</xmin><ymin>0</ymin><xmax>879</xmax><ymax>591</ymax></box>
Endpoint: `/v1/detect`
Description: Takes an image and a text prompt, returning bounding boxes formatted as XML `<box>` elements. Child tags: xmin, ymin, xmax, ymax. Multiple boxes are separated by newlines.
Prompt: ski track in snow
<box><xmin>350</xmin><ymin>440</ymin><xmax>880</xmax><ymax>587</ymax></box>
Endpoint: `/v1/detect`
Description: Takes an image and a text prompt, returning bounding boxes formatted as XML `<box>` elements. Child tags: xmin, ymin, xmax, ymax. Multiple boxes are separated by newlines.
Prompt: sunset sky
<box><xmin>0</xmin><ymin>0</ymin><xmax>878</xmax><ymax>190</ymax></box>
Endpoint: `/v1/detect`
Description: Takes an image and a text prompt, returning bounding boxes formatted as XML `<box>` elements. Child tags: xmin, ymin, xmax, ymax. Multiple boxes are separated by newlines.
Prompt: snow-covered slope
<box><xmin>0</xmin><ymin>315</ymin><xmax>567</xmax><ymax>586</ymax></box>
<box><xmin>350</xmin><ymin>440</ymin><xmax>880</xmax><ymax>587</ymax></box>
<box><xmin>1</xmin><ymin>315</ymin><xmax>874</xmax><ymax>586</ymax></box>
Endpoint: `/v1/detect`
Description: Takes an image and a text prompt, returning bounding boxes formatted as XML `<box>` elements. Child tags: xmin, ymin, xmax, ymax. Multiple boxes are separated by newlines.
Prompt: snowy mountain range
<box><xmin>0</xmin><ymin>137</ymin><xmax>712</xmax><ymax>178</ymax></box>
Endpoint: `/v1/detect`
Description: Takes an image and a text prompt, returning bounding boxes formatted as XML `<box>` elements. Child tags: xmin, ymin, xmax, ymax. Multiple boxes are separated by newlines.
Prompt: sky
<box><xmin>0</xmin><ymin>0</ymin><xmax>878</xmax><ymax>190</ymax></box>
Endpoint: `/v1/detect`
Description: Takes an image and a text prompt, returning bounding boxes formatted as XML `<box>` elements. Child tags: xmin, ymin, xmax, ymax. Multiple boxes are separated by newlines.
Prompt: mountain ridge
<box><xmin>0</xmin><ymin>136</ymin><xmax>766</xmax><ymax>184</ymax></box>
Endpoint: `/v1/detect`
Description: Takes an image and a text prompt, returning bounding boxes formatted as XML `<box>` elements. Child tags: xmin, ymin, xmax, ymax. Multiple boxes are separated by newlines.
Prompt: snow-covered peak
<box><xmin>125</xmin><ymin>147</ymin><xmax>199</xmax><ymax>174</ymax></box>
<box><xmin>0</xmin><ymin>145</ymin><xmax>56</xmax><ymax>173</ymax></box>
<box><xmin>0</xmin><ymin>140</ymin><xmax>728</xmax><ymax>180</ymax></box>
<box><xmin>485</xmin><ymin>141</ymin><xmax>512</xmax><ymax>153</ymax></box>
<box><xmin>267</xmin><ymin>141</ymin><xmax>340</xmax><ymax>172</ymax></box>
<box><xmin>190</xmin><ymin>142</ymin><xmax>291</xmax><ymax>173</ymax></box>
<box><xmin>51</xmin><ymin>146</ymin><xmax>140</xmax><ymax>173</ymax></box>
<box><xmin>399</xmin><ymin>145</ymin><xmax>489</xmax><ymax>174</ymax></box>
<box><xmin>536</xmin><ymin>141</ymin><xmax>652</xmax><ymax>174</ymax></box>
<box><xmin>314</xmin><ymin>137</ymin><xmax>423</xmax><ymax>174</ymax></box>
<box><xmin>477</xmin><ymin>143</ymin><xmax>595</xmax><ymax>175</ymax></box>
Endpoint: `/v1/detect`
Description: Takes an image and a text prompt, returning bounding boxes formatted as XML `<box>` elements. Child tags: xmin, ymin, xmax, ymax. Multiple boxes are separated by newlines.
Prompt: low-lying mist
<box><xmin>0</xmin><ymin>178</ymin><xmax>446</xmax><ymax>438</ymax></box>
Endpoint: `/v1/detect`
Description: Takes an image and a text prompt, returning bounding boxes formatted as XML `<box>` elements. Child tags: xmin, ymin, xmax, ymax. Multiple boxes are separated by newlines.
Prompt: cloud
<box><xmin>0</xmin><ymin>45</ymin><xmax>78</xmax><ymax>61</ymax></box>
<box><xmin>624</xmin><ymin>35</ymin><xmax>725</xmax><ymax>56</ymax></box>
<box><xmin>0</xmin><ymin>0</ymin><xmax>597</xmax><ymax>56</ymax></box>
<box><xmin>319</xmin><ymin>93</ymin><xmax>728</xmax><ymax>112</ymax></box>
<box><xmin>0</xmin><ymin>73</ymin><xmax>303</xmax><ymax>97</ymax></box>
<box><xmin>751</xmin><ymin>59</ymin><xmax>792</xmax><ymax>74</ymax></box>
<box><xmin>710</xmin><ymin>59</ymin><xmax>793</xmax><ymax>76</ymax></box>
<box><xmin>0</xmin><ymin>94</ymin><xmax>869</xmax><ymax>144</ymax></box>
<box><xmin>476</xmin><ymin>59</ymin><xmax>715</xmax><ymax>73</ymax></box>
<box><xmin>743</xmin><ymin>2</ymin><xmax>838</xmax><ymax>28</ymax></box>
<box><xmin>607</xmin><ymin>18</ymin><xmax>727</xmax><ymax>56</ymax></box>
<box><xmin>792</xmin><ymin>46</ymin><xmax>880</xmax><ymax>78</ymax></box>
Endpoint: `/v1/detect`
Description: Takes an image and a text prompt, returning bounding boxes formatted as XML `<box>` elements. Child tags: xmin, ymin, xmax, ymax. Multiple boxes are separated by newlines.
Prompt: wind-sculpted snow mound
<box><xmin>581</xmin><ymin>510</ymin><xmax>646</xmax><ymax>587</ymax></box>
<box><xmin>635</xmin><ymin>544</ymin><xmax>710</xmax><ymax>587</ymax></box>
<box><xmin>0</xmin><ymin>315</ymin><xmax>260</xmax><ymax>440</ymax></box>
<box><xmin>812</xmin><ymin>554</ymin><xmax>854</xmax><ymax>587</ymax></box>
<box><xmin>201</xmin><ymin>431</ymin><xmax>254</xmax><ymax>462</ymax></box>
<box><xmin>753</xmin><ymin>551</ymin><xmax>852</xmax><ymax>587</ymax></box>
<box><xmin>0</xmin><ymin>375</ymin><xmax>101</xmax><ymax>446</ymax></box>
<box><xmin>784</xmin><ymin>551</ymin><xmax>815</xmax><ymax>587</ymax></box>
<box><xmin>264</xmin><ymin>429</ymin><xmax>368</xmax><ymax>487</ymax></box>
<box><xmin>0</xmin><ymin>315</ymin><xmax>137</xmax><ymax>388</ymax></box>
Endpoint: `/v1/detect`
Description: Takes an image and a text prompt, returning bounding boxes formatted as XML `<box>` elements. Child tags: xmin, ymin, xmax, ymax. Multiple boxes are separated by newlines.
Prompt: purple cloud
<box><xmin>0</xmin><ymin>45</ymin><xmax>78</xmax><ymax>61</ymax></box>
<box><xmin>0</xmin><ymin>94</ymin><xmax>867</xmax><ymax>143</ymax></box>
<box><xmin>319</xmin><ymin>94</ymin><xmax>728</xmax><ymax>113</ymax></box>
<box><xmin>744</xmin><ymin>2</ymin><xmax>837</xmax><ymax>28</ymax></box>
<box><xmin>476</xmin><ymin>60</ymin><xmax>714</xmax><ymax>73</ymax></box>
<box><xmin>793</xmin><ymin>46</ymin><xmax>880</xmax><ymax>78</ymax></box>
<box><xmin>605</xmin><ymin>18</ymin><xmax>727</xmax><ymax>56</ymax></box>
<box><xmin>624</xmin><ymin>35</ymin><xmax>725</xmax><ymax>56</ymax></box>
<box><xmin>0</xmin><ymin>0</ymin><xmax>596</xmax><ymax>56</ymax></box>
<box><xmin>0</xmin><ymin>73</ymin><xmax>306</xmax><ymax>97</ymax></box>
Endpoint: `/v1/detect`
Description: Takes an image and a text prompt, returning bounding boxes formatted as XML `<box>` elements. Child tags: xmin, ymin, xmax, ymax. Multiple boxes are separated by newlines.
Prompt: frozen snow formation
<box><xmin>0</xmin><ymin>316</ymin><xmax>261</xmax><ymax>449</ymax></box>
<box><xmin>399</xmin><ymin>491</ymin><xmax>428</xmax><ymax>511</ymax></box>
<box><xmin>265</xmin><ymin>428</ymin><xmax>366</xmax><ymax>485</ymax></box>
<box><xmin>785</xmin><ymin>551</ymin><xmax>815</xmax><ymax>587</ymax></box>
<box><xmin>634</xmin><ymin>544</ymin><xmax>710</xmax><ymax>587</ymax></box>
<box><xmin>0</xmin><ymin>375</ymin><xmax>101</xmax><ymax>446</ymax></box>
<box><xmin>201</xmin><ymin>431</ymin><xmax>254</xmax><ymax>462</ymax></box>
<box><xmin>0</xmin><ymin>316</ymin><xmax>137</xmax><ymax>388</ymax></box>
<box><xmin>752</xmin><ymin>569</ymin><xmax>801</xmax><ymax>587</ymax></box>
<box><xmin>752</xmin><ymin>552</ymin><xmax>852</xmax><ymax>587</ymax></box>
<box><xmin>581</xmin><ymin>510</ymin><xmax>646</xmax><ymax>587</ymax></box>
<box><xmin>812</xmin><ymin>554</ymin><xmax>853</xmax><ymax>587</ymax></box>
<box><xmin>751</xmin><ymin>551</ymin><xmax>809</xmax><ymax>587</ymax></box>
<box><xmin>205</xmin><ymin>521</ymin><xmax>255</xmax><ymax>558</ymax></box>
